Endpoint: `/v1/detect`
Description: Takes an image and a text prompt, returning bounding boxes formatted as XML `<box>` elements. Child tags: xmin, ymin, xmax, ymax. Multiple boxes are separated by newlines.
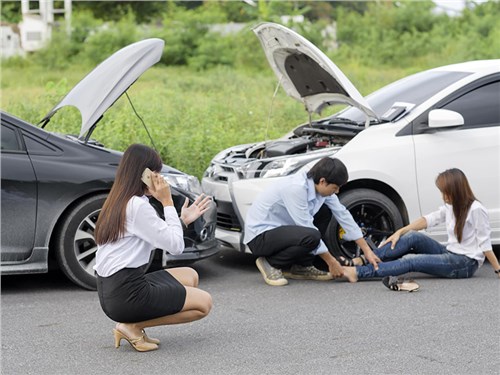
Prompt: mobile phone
<box><xmin>141</xmin><ymin>168</ymin><xmax>153</xmax><ymax>189</ymax></box>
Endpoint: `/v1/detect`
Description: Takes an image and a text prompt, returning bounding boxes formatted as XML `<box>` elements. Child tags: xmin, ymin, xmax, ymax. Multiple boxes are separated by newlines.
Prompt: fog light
<box><xmin>200</xmin><ymin>228</ymin><xmax>208</xmax><ymax>241</ymax></box>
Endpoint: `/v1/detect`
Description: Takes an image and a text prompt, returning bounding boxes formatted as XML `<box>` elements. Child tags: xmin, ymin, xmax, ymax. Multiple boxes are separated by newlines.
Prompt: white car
<box><xmin>202</xmin><ymin>22</ymin><xmax>500</xmax><ymax>260</ymax></box>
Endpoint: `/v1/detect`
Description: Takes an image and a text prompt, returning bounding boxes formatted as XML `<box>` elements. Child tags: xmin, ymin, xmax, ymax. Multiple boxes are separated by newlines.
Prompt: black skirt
<box><xmin>97</xmin><ymin>266</ymin><xmax>187</xmax><ymax>323</ymax></box>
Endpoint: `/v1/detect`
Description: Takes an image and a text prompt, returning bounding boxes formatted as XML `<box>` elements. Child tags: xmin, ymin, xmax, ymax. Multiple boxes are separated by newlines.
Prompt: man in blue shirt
<box><xmin>244</xmin><ymin>157</ymin><xmax>380</xmax><ymax>286</ymax></box>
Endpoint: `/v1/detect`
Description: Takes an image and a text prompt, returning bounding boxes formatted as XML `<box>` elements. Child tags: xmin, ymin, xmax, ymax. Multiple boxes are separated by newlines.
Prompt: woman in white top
<box><xmin>94</xmin><ymin>144</ymin><xmax>212</xmax><ymax>352</ymax></box>
<box><xmin>343</xmin><ymin>168</ymin><xmax>500</xmax><ymax>287</ymax></box>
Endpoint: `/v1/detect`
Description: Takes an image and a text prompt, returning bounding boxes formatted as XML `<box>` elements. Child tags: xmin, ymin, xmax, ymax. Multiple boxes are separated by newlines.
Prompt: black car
<box><xmin>1</xmin><ymin>39</ymin><xmax>218</xmax><ymax>290</ymax></box>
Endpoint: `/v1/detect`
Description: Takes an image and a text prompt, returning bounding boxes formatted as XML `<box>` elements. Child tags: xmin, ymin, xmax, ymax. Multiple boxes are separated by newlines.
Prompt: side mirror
<box><xmin>428</xmin><ymin>109</ymin><xmax>464</xmax><ymax>128</ymax></box>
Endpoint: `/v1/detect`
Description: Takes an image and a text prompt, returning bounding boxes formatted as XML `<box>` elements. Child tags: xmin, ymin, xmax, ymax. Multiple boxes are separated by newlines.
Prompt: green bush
<box><xmin>2</xmin><ymin>1</ymin><xmax>500</xmax><ymax>178</ymax></box>
<box><xmin>150</xmin><ymin>3</ymin><xmax>226</xmax><ymax>66</ymax></box>
<box><xmin>79</xmin><ymin>13</ymin><xmax>140</xmax><ymax>65</ymax></box>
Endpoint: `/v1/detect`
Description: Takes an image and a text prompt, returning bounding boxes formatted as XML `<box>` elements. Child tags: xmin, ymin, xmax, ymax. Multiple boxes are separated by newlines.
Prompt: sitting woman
<box><xmin>94</xmin><ymin>144</ymin><xmax>213</xmax><ymax>352</ymax></box>
<box><xmin>343</xmin><ymin>168</ymin><xmax>500</xmax><ymax>289</ymax></box>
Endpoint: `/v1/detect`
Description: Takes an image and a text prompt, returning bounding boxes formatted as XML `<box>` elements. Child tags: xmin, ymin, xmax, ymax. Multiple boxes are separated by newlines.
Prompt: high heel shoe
<box><xmin>142</xmin><ymin>329</ymin><xmax>160</xmax><ymax>345</ymax></box>
<box><xmin>113</xmin><ymin>329</ymin><xmax>158</xmax><ymax>352</ymax></box>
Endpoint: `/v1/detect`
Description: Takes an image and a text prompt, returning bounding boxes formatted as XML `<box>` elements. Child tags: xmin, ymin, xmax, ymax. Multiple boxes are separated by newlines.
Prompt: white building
<box><xmin>0</xmin><ymin>0</ymin><xmax>72</xmax><ymax>58</ymax></box>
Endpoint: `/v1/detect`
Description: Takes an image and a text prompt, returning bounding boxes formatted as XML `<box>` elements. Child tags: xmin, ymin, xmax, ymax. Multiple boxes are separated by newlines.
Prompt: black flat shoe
<box><xmin>337</xmin><ymin>255</ymin><xmax>367</xmax><ymax>267</ymax></box>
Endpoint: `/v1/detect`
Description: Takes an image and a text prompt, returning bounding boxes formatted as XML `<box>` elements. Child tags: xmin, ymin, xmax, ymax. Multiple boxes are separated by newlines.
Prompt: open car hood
<box><xmin>253</xmin><ymin>23</ymin><xmax>378</xmax><ymax>122</ymax></box>
<box><xmin>40</xmin><ymin>38</ymin><xmax>164</xmax><ymax>139</ymax></box>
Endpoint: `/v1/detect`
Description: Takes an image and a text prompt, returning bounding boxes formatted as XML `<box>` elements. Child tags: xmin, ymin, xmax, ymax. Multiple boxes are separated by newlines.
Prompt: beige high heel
<box><xmin>142</xmin><ymin>329</ymin><xmax>160</xmax><ymax>345</ymax></box>
<box><xmin>113</xmin><ymin>329</ymin><xmax>158</xmax><ymax>352</ymax></box>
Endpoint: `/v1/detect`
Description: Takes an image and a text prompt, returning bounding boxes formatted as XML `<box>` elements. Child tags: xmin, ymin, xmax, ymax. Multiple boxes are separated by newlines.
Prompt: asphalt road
<box><xmin>1</xmin><ymin>248</ymin><xmax>499</xmax><ymax>375</ymax></box>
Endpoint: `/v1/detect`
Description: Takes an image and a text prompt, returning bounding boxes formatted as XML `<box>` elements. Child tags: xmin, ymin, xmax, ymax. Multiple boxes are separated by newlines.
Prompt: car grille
<box><xmin>215</xmin><ymin>201</ymin><xmax>242</xmax><ymax>232</ymax></box>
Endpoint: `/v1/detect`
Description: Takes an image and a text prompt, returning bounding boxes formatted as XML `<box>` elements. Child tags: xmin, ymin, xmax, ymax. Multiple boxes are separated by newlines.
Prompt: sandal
<box><xmin>337</xmin><ymin>255</ymin><xmax>367</xmax><ymax>267</ymax></box>
<box><xmin>337</xmin><ymin>256</ymin><xmax>355</xmax><ymax>266</ymax></box>
<box><xmin>113</xmin><ymin>329</ymin><xmax>158</xmax><ymax>352</ymax></box>
<box><xmin>142</xmin><ymin>329</ymin><xmax>160</xmax><ymax>345</ymax></box>
<box><xmin>382</xmin><ymin>276</ymin><xmax>420</xmax><ymax>292</ymax></box>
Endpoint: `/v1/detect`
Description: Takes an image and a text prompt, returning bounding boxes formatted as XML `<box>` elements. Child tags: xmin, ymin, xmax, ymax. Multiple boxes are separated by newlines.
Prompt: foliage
<box><xmin>1</xmin><ymin>1</ymin><xmax>22</xmax><ymax>23</ymax></box>
<box><xmin>149</xmin><ymin>3</ymin><xmax>226</xmax><ymax>66</ymax></box>
<box><xmin>72</xmin><ymin>1</ymin><xmax>168</xmax><ymax>23</ymax></box>
<box><xmin>8</xmin><ymin>0</ymin><xmax>498</xmax><ymax>72</ymax></box>
<box><xmin>79</xmin><ymin>13</ymin><xmax>140</xmax><ymax>65</ymax></box>
<box><xmin>2</xmin><ymin>0</ymin><xmax>500</xmax><ymax>178</ymax></box>
<box><xmin>1</xmin><ymin>63</ymin><xmax>411</xmax><ymax>180</ymax></box>
<box><xmin>332</xmin><ymin>0</ymin><xmax>500</xmax><ymax>68</ymax></box>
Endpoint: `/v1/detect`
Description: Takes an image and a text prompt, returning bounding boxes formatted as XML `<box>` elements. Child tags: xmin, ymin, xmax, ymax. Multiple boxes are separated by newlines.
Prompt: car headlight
<box><xmin>240</xmin><ymin>149</ymin><xmax>339</xmax><ymax>179</ymax></box>
<box><xmin>259</xmin><ymin>157</ymin><xmax>311</xmax><ymax>178</ymax></box>
<box><xmin>162</xmin><ymin>173</ymin><xmax>203</xmax><ymax>195</ymax></box>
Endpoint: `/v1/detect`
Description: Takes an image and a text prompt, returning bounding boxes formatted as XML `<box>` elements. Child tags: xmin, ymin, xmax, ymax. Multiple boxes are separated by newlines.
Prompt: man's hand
<box><xmin>355</xmin><ymin>238</ymin><xmax>381</xmax><ymax>270</ymax></box>
<box><xmin>363</xmin><ymin>249</ymin><xmax>381</xmax><ymax>269</ymax></box>
<box><xmin>328</xmin><ymin>258</ymin><xmax>344</xmax><ymax>278</ymax></box>
<box><xmin>319</xmin><ymin>252</ymin><xmax>344</xmax><ymax>278</ymax></box>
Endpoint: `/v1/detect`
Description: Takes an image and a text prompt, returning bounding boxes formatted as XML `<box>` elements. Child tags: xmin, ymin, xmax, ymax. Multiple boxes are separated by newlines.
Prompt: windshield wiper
<box><xmin>320</xmin><ymin>117</ymin><xmax>360</xmax><ymax>126</ymax></box>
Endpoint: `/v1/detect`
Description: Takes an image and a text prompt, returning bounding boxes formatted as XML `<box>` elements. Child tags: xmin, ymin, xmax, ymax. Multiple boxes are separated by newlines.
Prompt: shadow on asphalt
<box><xmin>0</xmin><ymin>248</ymin><xmax>256</xmax><ymax>292</ymax></box>
<box><xmin>1</xmin><ymin>269</ymin><xmax>78</xmax><ymax>293</ymax></box>
<box><xmin>188</xmin><ymin>248</ymin><xmax>257</xmax><ymax>282</ymax></box>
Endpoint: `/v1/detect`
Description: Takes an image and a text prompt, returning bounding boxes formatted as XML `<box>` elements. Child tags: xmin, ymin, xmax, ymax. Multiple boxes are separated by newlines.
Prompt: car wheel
<box><xmin>55</xmin><ymin>195</ymin><xmax>107</xmax><ymax>290</ymax></box>
<box><xmin>325</xmin><ymin>189</ymin><xmax>404</xmax><ymax>260</ymax></box>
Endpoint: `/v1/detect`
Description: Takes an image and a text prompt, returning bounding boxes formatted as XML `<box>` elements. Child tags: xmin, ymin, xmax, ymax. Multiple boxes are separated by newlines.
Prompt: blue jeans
<box><xmin>356</xmin><ymin>231</ymin><xmax>478</xmax><ymax>279</ymax></box>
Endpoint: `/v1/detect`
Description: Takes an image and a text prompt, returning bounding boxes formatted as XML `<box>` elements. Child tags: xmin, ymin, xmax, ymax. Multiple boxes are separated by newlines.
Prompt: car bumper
<box><xmin>202</xmin><ymin>173</ymin><xmax>286</xmax><ymax>253</ymax></box>
<box><xmin>164</xmin><ymin>238</ymin><xmax>220</xmax><ymax>265</ymax></box>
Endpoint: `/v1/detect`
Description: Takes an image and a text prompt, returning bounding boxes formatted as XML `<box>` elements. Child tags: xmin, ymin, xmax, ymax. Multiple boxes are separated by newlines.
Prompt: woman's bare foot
<box><xmin>343</xmin><ymin>266</ymin><xmax>358</xmax><ymax>283</ymax></box>
<box><xmin>352</xmin><ymin>257</ymin><xmax>364</xmax><ymax>266</ymax></box>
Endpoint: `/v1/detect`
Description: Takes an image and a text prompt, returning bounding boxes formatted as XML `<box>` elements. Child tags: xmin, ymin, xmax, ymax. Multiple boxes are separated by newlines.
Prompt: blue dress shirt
<box><xmin>243</xmin><ymin>171</ymin><xmax>363</xmax><ymax>255</ymax></box>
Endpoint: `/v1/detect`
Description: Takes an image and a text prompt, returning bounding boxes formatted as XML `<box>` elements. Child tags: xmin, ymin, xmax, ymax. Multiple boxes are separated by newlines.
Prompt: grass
<box><xmin>1</xmin><ymin>64</ymin><xmax>409</xmax><ymax>179</ymax></box>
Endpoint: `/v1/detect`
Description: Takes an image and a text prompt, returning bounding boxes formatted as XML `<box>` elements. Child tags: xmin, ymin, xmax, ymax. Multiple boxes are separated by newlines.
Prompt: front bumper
<box><xmin>164</xmin><ymin>238</ymin><xmax>220</xmax><ymax>265</ymax></box>
<box><xmin>202</xmin><ymin>170</ymin><xmax>284</xmax><ymax>253</ymax></box>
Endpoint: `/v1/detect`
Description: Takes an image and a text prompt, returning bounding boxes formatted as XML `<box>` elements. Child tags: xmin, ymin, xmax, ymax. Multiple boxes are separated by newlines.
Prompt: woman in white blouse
<box><xmin>343</xmin><ymin>168</ymin><xmax>500</xmax><ymax>287</ymax></box>
<box><xmin>94</xmin><ymin>144</ymin><xmax>213</xmax><ymax>352</ymax></box>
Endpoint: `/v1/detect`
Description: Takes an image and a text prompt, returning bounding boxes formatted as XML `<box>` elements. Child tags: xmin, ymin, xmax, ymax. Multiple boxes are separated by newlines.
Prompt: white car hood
<box><xmin>253</xmin><ymin>23</ymin><xmax>378</xmax><ymax>121</ymax></box>
<box><xmin>40</xmin><ymin>38</ymin><xmax>164</xmax><ymax>139</ymax></box>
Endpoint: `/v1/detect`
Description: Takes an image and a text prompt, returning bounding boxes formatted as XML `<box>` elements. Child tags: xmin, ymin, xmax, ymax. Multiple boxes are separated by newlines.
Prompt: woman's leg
<box><xmin>116</xmin><ymin>286</ymin><xmax>212</xmax><ymax>337</ymax></box>
<box><xmin>116</xmin><ymin>268</ymin><xmax>210</xmax><ymax>338</ymax></box>
<box><xmin>166</xmin><ymin>267</ymin><xmax>199</xmax><ymax>287</ymax></box>
<box><xmin>352</xmin><ymin>249</ymin><xmax>478</xmax><ymax>280</ymax></box>
<box><xmin>375</xmin><ymin>231</ymin><xmax>446</xmax><ymax>261</ymax></box>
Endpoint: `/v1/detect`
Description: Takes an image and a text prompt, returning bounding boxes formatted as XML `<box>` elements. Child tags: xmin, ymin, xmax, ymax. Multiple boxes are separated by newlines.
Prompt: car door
<box><xmin>412</xmin><ymin>78</ymin><xmax>500</xmax><ymax>244</ymax></box>
<box><xmin>1</xmin><ymin>123</ymin><xmax>38</xmax><ymax>262</ymax></box>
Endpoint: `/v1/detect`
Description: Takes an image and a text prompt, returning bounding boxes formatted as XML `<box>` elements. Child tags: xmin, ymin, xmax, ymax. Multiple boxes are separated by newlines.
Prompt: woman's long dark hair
<box><xmin>435</xmin><ymin>168</ymin><xmax>477</xmax><ymax>243</ymax></box>
<box><xmin>95</xmin><ymin>144</ymin><xmax>162</xmax><ymax>245</ymax></box>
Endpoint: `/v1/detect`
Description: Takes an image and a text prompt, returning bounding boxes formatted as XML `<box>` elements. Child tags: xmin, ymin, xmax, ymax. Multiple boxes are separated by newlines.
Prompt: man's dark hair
<box><xmin>307</xmin><ymin>157</ymin><xmax>348</xmax><ymax>186</ymax></box>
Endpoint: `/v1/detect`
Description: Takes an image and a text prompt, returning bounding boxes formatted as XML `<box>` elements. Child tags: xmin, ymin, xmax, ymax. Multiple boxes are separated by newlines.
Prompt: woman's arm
<box><xmin>382</xmin><ymin>217</ymin><xmax>428</xmax><ymax>249</ymax></box>
<box><xmin>483</xmin><ymin>251</ymin><xmax>500</xmax><ymax>279</ymax></box>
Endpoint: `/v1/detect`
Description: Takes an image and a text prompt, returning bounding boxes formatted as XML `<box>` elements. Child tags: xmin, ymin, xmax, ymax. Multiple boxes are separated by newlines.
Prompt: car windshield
<box><xmin>335</xmin><ymin>70</ymin><xmax>472</xmax><ymax>123</ymax></box>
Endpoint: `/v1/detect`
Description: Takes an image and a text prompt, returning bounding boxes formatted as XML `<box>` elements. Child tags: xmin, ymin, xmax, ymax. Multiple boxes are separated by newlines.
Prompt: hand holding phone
<box><xmin>141</xmin><ymin>168</ymin><xmax>153</xmax><ymax>189</ymax></box>
<box><xmin>142</xmin><ymin>168</ymin><xmax>174</xmax><ymax>206</ymax></box>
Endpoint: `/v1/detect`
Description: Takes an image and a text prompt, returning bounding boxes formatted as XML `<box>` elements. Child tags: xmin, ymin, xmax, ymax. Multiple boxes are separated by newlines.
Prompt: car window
<box><xmin>337</xmin><ymin>71</ymin><xmax>471</xmax><ymax>123</ymax></box>
<box><xmin>1</xmin><ymin>125</ymin><xmax>21</xmax><ymax>151</ymax></box>
<box><xmin>23</xmin><ymin>133</ymin><xmax>61</xmax><ymax>155</ymax></box>
<box><xmin>440</xmin><ymin>80</ymin><xmax>500</xmax><ymax>128</ymax></box>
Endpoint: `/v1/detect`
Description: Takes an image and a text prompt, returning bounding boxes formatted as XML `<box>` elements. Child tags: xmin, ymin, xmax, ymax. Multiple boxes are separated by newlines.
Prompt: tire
<box><xmin>55</xmin><ymin>194</ymin><xmax>158</xmax><ymax>290</ymax></box>
<box><xmin>325</xmin><ymin>189</ymin><xmax>404</xmax><ymax>260</ymax></box>
<box><xmin>55</xmin><ymin>195</ymin><xmax>107</xmax><ymax>290</ymax></box>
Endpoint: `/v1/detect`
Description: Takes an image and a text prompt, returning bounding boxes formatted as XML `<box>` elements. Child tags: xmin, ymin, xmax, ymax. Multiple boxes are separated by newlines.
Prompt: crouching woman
<box><xmin>94</xmin><ymin>144</ymin><xmax>212</xmax><ymax>352</ymax></box>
